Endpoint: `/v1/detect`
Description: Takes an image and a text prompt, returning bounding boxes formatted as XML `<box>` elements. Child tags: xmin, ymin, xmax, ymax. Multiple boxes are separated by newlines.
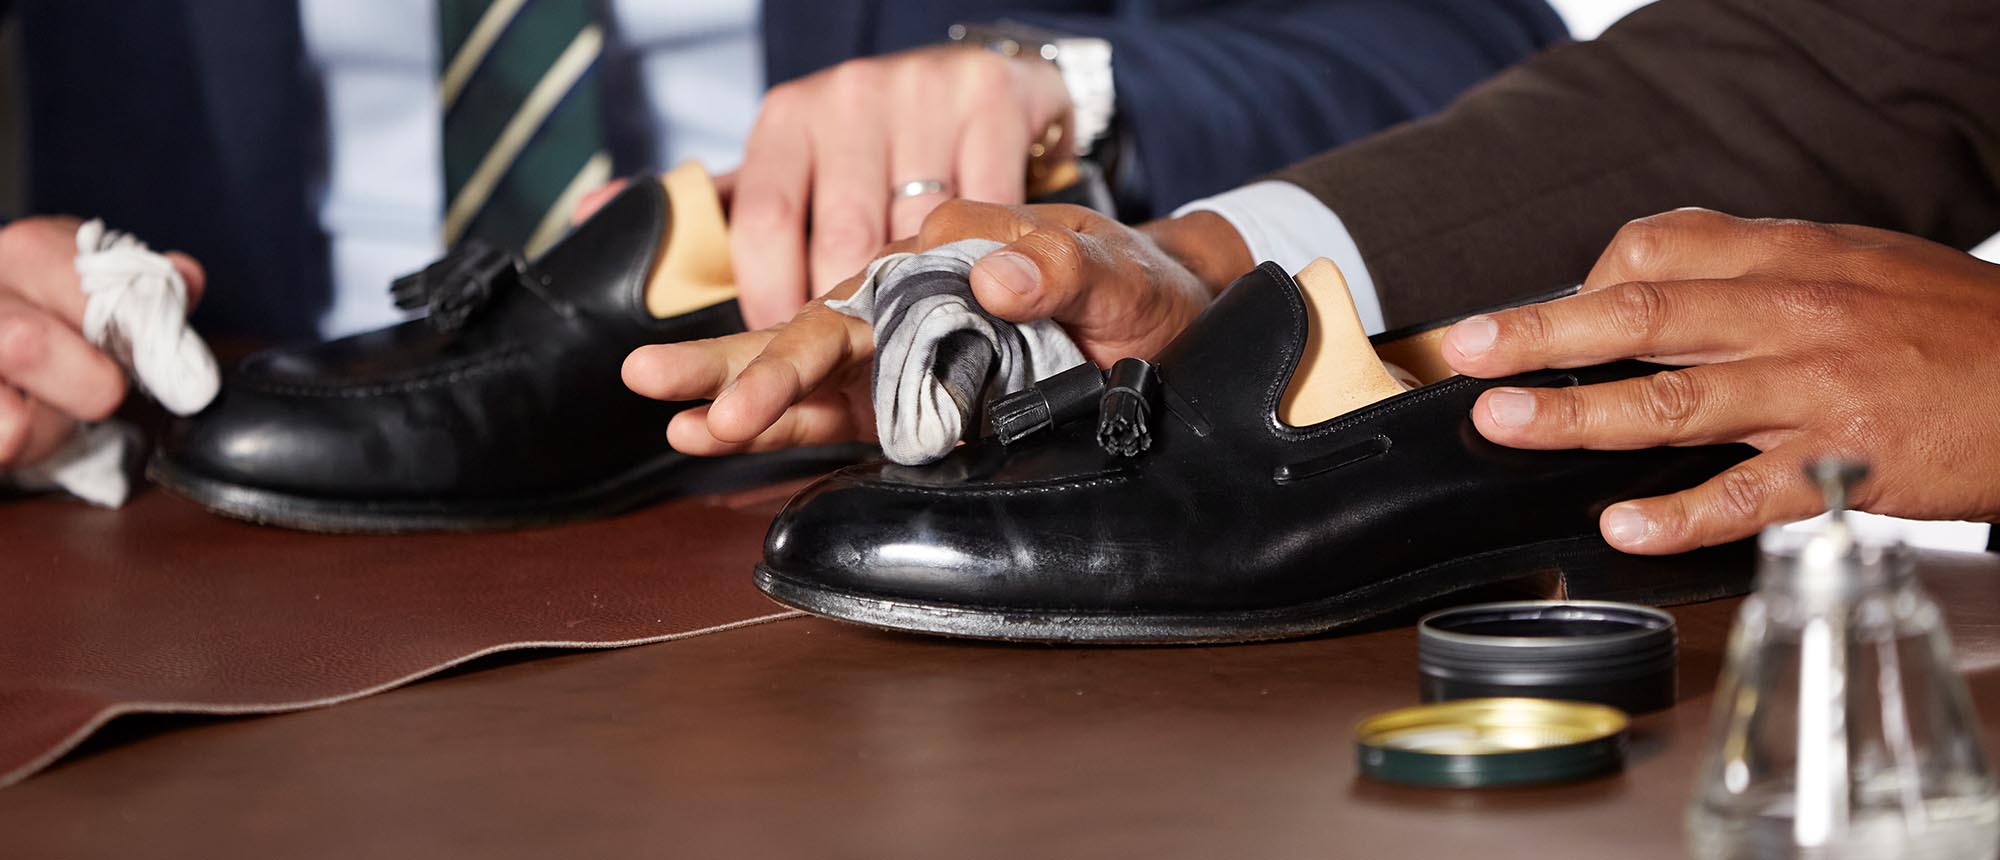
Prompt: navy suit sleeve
<box><xmin>1012</xmin><ymin>0</ymin><xmax>1566</xmax><ymax>217</ymax></box>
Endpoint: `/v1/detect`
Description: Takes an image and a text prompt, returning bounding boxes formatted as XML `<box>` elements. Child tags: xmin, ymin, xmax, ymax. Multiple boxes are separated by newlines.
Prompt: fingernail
<box><xmin>1449</xmin><ymin>315</ymin><xmax>1498</xmax><ymax>358</ymax></box>
<box><xmin>1604</xmin><ymin>504</ymin><xmax>1652</xmax><ymax>548</ymax></box>
<box><xmin>1485</xmin><ymin>388</ymin><xmax>1537</xmax><ymax>428</ymax></box>
<box><xmin>981</xmin><ymin>252</ymin><xmax>1041</xmax><ymax>296</ymax></box>
<box><xmin>715</xmin><ymin>379</ymin><xmax>739</xmax><ymax>405</ymax></box>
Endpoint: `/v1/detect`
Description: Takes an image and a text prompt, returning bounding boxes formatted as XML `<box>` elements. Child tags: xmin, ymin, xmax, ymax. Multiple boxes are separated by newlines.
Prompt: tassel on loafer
<box><xmin>755</xmin><ymin>260</ymin><xmax>1756</xmax><ymax>644</ymax></box>
<box><xmin>151</xmin><ymin>167</ymin><xmax>864</xmax><ymax>532</ymax></box>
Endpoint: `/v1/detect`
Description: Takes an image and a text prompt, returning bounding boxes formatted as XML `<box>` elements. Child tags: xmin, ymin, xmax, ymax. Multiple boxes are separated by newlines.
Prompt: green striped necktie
<box><xmin>437</xmin><ymin>0</ymin><xmax>613</xmax><ymax>258</ymax></box>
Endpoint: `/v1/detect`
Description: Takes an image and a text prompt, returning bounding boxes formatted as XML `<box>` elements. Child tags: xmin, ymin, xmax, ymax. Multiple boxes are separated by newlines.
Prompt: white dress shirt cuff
<box><xmin>1172</xmin><ymin>180</ymin><xmax>1386</xmax><ymax>334</ymax></box>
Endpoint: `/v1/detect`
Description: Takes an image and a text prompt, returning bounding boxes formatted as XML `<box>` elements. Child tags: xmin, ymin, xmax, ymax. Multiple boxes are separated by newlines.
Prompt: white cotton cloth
<box><xmin>6</xmin><ymin>221</ymin><xmax>221</xmax><ymax>508</ymax></box>
<box><xmin>9</xmin><ymin>422</ymin><xmax>144</xmax><ymax>508</ymax></box>
<box><xmin>828</xmin><ymin>239</ymin><xmax>1086</xmax><ymax>465</ymax></box>
<box><xmin>73</xmin><ymin>219</ymin><xmax>220</xmax><ymax>416</ymax></box>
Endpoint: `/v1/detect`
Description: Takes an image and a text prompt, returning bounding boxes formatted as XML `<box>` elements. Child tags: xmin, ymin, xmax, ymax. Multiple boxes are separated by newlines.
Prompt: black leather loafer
<box><xmin>755</xmin><ymin>262</ymin><xmax>1756</xmax><ymax>644</ymax></box>
<box><xmin>151</xmin><ymin>177</ymin><xmax>861</xmax><ymax>532</ymax></box>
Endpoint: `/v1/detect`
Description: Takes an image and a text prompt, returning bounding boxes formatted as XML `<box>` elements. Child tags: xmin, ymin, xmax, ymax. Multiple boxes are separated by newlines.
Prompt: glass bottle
<box><xmin>1687</xmin><ymin>461</ymin><xmax>2000</xmax><ymax>859</ymax></box>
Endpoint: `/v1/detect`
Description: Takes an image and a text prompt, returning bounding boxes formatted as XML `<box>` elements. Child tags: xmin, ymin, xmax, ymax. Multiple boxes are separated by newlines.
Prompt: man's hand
<box><xmin>728</xmin><ymin>45</ymin><xmax>1077</xmax><ymax>330</ymax></box>
<box><xmin>624</xmin><ymin>200</ymin><xmax>1248</xmax><ymax>454</ymax></box>
<box><xmin>0</xmin><ymin>216</ymin><xmax>206</xmax><ymax>469</ymax></box>
<box><xmin>1440</xmin><ymin>208</ymin><xmax>2000</xmax><ymax>555</ymax></box>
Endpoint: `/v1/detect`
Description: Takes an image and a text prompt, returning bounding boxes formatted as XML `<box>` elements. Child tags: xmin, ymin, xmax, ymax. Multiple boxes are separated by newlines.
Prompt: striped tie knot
<box><xmin>438</xmin><ymin>0</ymin><xmax>613</xmax><ymax>258</ymax></box>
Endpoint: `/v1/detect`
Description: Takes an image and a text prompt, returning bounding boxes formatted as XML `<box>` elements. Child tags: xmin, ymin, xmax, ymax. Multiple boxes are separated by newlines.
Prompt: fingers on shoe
<box><xmin>1443</xmin><ymin>276</ymin><xmax>1769</xmax><ymax>378</ymax></box>
<box><xmin>621</xmin><ymin>328</ymin><xmax>778</xmax><ymax>403</ymax></box>
<box><xmin>0</xmin><ymin>386</ymin><xmax>78</xmax><ymax>467</ymax></box>
<box><xmin>1469</xmin><ymin>359</ymin><xmax>1803</xmax><ymax>451</ymax></box>
<box><xmin>706</xmin><ymin>305</ymin><xmax>873</xmax><ymax>443</ymax></box>
<box><xmin>1601</xmin><ymin>447</ymin><xmax>1825</xmax><ymax>555</ymax></box>
<box><xmin>731</xmin><ymin>115</ymin><xmax>813</xmax><ymax>331</ymax></box>
<box><xmin>806</xmin><ymin>97</ymin><xmax>890</xmax><ymax>295</ymax></box>
<box><xmin>0</xmin><ymin>296</ymin><xmax>126</xmax><ymax>421</ymax></box>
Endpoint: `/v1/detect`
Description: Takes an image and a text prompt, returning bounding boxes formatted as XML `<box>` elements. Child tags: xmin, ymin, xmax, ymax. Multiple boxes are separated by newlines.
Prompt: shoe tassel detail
<box><xmin>986</xmin><ymin>357</ymin><xmax>1161</xmax><ymax>457</ymax></box>
<box><xmin>391</xmin><ymin>240</ymin><xmax>525</xmax><ymax>334</ymax></box>
<box><xmin>988</xmin><ymin>361</ymin><xmax>1106</xmax><ymax>444</ymax></box>
<box><xmin>1096</xmin><ymin>358</ymin><xmax>1158</xmax><ymax>457</ymax></box>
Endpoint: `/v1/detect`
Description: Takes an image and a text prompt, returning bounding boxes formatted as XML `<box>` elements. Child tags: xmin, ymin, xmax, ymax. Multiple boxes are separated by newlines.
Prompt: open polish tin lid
<box><xmin>1417</xmin><ymin>600</ymin><xmax>1678</xmax><ymax>715</ymax></box>
<box><xmin>1355</xmin><ymin>697</ymin><xmax>1630</xmax><ymax>788</ymax></box>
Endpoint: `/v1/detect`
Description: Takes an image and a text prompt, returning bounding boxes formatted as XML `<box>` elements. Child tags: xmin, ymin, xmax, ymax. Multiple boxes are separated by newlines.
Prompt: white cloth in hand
<box><xmin>5</xmin><ymin>221</ymin><xmax>221</xmax><ymax>508</ymax></box>
<box><xmin>74</xmin><ymin>219</ymin><xmax>219</xmax><ymax>416</ymax></box>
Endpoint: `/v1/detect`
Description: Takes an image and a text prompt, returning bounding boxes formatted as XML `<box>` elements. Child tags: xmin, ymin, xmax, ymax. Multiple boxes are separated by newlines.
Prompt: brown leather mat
<box><xmin>0</xmin><ymin>481</ymin><xmax>807</xmax><ymax>788</ymax></box>
<box><xmin>5</xmin><ymin>552</ymin><xmax>1998</xmax><ymax>857</ymax></box>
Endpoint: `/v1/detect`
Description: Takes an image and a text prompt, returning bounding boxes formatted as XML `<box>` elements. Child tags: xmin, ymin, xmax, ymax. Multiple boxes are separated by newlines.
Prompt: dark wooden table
<box><xmin>4</xmin><ymin>487</ymin><xmax>1998</xmax><ymax>859</ymax></box>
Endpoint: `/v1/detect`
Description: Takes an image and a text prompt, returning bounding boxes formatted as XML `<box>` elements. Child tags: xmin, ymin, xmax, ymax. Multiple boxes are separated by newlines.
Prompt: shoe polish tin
<box><xmin>1418</xmin><ymin>600</ymin><xmax>1677</xmax><ymax>715</ymax></box>
<box><xmin>1355</xmin><ymin>698</ymin><xmax>1630</xmax><ymax>788</ymax></box>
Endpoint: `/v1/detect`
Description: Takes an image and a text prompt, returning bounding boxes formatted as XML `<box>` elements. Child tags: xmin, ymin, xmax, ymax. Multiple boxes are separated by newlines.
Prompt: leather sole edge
<box><xmin>148</xmin><ymin>445</ymin><xmax>869</xmax><ymax>534</ymax></box>
<box><xmin>754</xmin><ymin>537</ymin><xmax>1755</xmax><ymax>645</ymax></box>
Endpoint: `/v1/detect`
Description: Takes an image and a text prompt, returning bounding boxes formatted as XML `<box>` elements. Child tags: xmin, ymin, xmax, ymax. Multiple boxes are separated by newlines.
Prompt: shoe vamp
<box><xmin>769</xmin><ymin>453</ymin><xmax>1367</xmax><ymax>613</ymax></box>
<box><xmin>192</xmin><ymin>334</ymin><xmax>680</xmax><ymax>499</ymax></box>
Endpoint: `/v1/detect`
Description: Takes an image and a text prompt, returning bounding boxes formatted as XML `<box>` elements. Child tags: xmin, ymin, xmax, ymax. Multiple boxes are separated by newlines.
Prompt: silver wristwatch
<box><xmin>948</xmin><ymin>21</ymin><xmax>1115</xmax><ymax>159</ymax></box>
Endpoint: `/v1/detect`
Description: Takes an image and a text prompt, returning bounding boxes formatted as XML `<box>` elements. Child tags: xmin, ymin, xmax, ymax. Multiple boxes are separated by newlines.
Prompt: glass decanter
<box><xmin>1687</xmin><ymin>461</ymin><xmax>2000</xmax><ymax>859</ymax></box>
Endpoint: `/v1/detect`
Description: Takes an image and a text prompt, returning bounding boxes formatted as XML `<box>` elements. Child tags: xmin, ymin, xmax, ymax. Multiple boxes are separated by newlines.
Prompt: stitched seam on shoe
<box><xmin>1259</xmin><ymin>264</ymin><xmax>1309</xmax><ymax>440</ymax></box>
<box><xmin>1281</xmin><ymin>377</ymin><xmax>1479</xmax><ymax>442</ymax></box>
<box><xmin>861</xmin><ymin>474</ymin><xmax>1132</xmax><ymax>497</ymax></box>
<box><xmin>241</xmin><ymin>347</ymin><xmax>536</xmax><ymax>398</ymax></box>
<box><xmin>1252</xmin><ymin>264</ymin><xmax>1484</xmax><ymax>443</ymax></box>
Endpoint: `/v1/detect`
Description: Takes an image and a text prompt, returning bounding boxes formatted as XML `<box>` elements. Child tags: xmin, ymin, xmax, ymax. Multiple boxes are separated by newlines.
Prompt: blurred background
<box><xmin>1</xmin><ymin>16</ymin><xmax>20</xmax><ymax>216</ymax></box>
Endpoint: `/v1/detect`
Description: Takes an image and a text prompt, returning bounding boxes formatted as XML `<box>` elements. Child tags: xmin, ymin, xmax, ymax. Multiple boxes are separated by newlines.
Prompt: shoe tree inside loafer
<box><xmin>1280</xmin><ymin>257</ymin><xmax>1441</xmax><ymax>427</ymax></box>
<box><xmin>645</xmin><ymin>161</ymin><xmax>741</xmax><ymax>319</ymax></box>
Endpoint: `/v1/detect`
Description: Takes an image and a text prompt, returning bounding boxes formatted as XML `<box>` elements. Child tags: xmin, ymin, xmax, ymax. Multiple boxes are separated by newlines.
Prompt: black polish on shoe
<box><xmin>755</xmin><ymin>262</ymin><xmax>1756</xmax><ymax>644</ymax></box>
<box><xmin>151</xmin><ymin>180</ymin><xmax>862</xmax><ymax>532</ymax></box>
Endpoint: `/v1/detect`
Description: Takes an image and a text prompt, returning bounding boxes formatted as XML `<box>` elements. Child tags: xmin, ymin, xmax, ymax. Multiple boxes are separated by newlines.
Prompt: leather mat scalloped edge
<box><xmin>0</xmin><ymin>613</ymin><xmax>801</xmax><ymax>788</ymax></box>
<box><xmin>0</xmin><ymin>485</ymin><xmax>811</xmax><ymax>789</ymax></box>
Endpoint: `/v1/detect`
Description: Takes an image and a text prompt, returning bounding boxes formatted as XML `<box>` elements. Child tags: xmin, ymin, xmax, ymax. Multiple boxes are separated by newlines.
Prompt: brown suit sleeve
<box><xmin>1271</xmin><ymin>0</ymin><xmax>2000</xmax><ymax>326</ymax></box>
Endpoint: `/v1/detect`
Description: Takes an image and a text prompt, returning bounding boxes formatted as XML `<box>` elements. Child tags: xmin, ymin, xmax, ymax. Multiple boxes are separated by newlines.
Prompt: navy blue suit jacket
<box><xmin>7</xmin><ymin>0</ymin><xmax>1562</xmax><ymax>338</ymax></box>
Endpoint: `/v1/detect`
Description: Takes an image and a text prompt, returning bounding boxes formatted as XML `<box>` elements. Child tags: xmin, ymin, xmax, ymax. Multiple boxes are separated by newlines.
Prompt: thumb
<box><xmin>968</xmin><ymin>227</ymin><xmax>1094</xmax><ymax>323</ymax></box>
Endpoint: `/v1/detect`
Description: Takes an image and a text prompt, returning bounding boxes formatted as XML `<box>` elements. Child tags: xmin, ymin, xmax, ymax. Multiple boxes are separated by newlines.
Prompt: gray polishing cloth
<box><xmin>827</xmin><ymin>240</ymin><xmax>1086</xmax><ymax>465</ymax></box>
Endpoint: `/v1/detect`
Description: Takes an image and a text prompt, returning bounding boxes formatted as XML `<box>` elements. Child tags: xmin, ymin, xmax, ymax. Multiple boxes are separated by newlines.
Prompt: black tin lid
<box><xmin>1355</xmin><ymin>698</ymin><xmax>1630</xmax><ymax>788</ymax></box>
<box><xmin>1418</xmin><ymin>601</ymin><xmax>1678</xmax><ymax>715</ymax></box>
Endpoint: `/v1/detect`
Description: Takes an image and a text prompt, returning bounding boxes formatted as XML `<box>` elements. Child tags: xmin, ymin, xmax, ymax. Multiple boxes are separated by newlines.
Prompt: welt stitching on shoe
<box><xmin>243</xmin><ymin>348</ymin><xmax>535</xmax><ymax>398</ymax></box>
<box><xmin>864</xmin><ymin>474</ymin><xmax>1131</xmax><ymax>497</ymax></box>
<box><xmin>826</xmin><ymin>536</ymin><xmax>1596</xmax><ymax>621</ymax></box>
<box><xmin>797</xmin><ymin>563</ymin><xmax>1406</xmax><ymax>621</ymax></box>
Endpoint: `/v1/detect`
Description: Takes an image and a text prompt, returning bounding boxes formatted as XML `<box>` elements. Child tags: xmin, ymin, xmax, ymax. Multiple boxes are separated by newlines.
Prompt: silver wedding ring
<box><xmin>893</xmin><ymin>178</ymin><xmax>952</xmax><ymax>200</ymax></box>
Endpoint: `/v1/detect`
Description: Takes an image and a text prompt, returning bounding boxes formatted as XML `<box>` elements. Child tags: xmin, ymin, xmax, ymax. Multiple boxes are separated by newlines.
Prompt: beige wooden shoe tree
<box><xmin>1278</xmin><ymin>258</ymin><xmax>1454</xmax><ymax>428</ymax></box>
<box><xmin>643</xmin><ymin>162</ymin><xmax>741</xmax><ymax>319</ymax></box>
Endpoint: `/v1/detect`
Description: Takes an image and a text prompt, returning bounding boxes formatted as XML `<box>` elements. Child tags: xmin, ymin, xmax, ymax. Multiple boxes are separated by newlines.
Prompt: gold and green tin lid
<box><xmin>1355</xmin><ymin>697</ymin><xmax>1630</xmax><ymax>788</ymax></box>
